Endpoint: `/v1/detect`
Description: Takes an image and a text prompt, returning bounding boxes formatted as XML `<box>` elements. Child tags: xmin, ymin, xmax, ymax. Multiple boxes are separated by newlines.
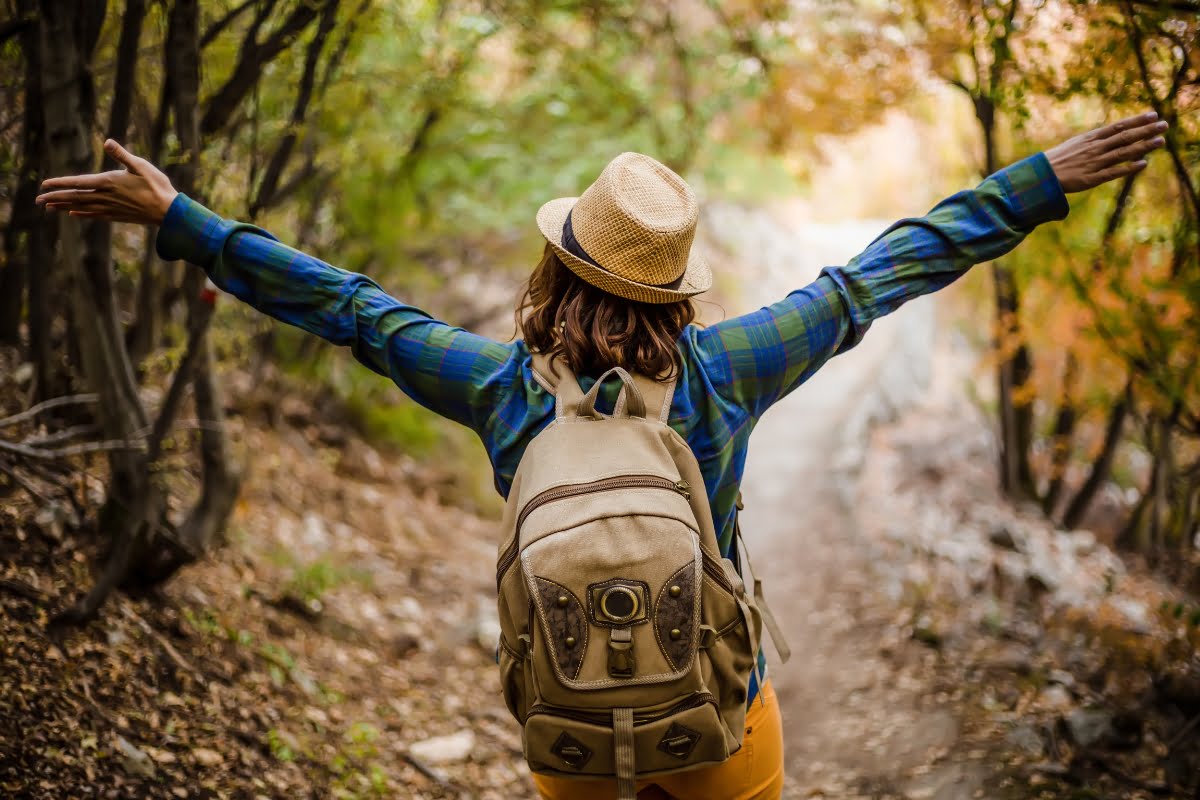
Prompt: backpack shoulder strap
<box><xmin>531</xmin><ymin>352</ymin><xmax>585</xmax><ymax>418</ymax></box>
<box><xmin>531</xmin><ymin>352</ymin><xmax>675</xmax><ymax>424</ymax></box>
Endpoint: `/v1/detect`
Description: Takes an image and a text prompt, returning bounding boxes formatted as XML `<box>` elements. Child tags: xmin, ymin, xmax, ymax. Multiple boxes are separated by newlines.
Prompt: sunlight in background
<box><xmin>2</xmin><ymin>2</ymin><xmax>1198</xmax><ymax>795</ymax></box>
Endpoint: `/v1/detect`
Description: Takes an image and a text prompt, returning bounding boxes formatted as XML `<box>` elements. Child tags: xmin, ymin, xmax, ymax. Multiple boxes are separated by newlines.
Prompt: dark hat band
<box><xmin>561</xmin><ymin>209</ymin><xmax>685</xmax><ymax>292</ymax></box>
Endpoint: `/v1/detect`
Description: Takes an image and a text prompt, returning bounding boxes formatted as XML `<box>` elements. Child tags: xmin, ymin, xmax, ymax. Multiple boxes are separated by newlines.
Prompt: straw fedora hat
<box><xmin>536</xmin><ymin>152</ymin><xmax>711</xmax><ymax>304</ymax></box>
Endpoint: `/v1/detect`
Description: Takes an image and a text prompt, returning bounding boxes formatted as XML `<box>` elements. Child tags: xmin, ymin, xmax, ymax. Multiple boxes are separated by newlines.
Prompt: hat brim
<box><xmin>535</xmin><ymin>197</ymin><xmax>712</xmax><ymax>304</ymax></box>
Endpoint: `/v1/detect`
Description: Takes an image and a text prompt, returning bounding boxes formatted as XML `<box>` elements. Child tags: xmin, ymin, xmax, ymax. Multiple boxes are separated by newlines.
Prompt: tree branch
<box><xmin>1121</xmin><ymin>3</ymin><xmax>1200</xmax><ymax>227</ymax></box>
<box><xmin>102</xmin><ymin>0</ymin><xmax>144</xmax><ymax>168</ymax></box>
<box><xmin>200</xmin><ymin>0</ymin><xmax>325</xmax><ymax>136</ymax></box>
<box><xmin>0</xmin><ymin>394</ymin><xmax>99</xmax><ymax>429</ymax></box>
<box><xmin>249</xmin><ymin>0</ymin><xmax>339</xmax><ymax>218</ymax></box>
<box><xmin>199</xmin><ymin>0</ymin><xmax>257</xmax><ymax>49</ymax></box>
<box><xmin>1118</xmin><ymin>0</ymin><xmax>1200</xmax><ymax>12</ymax></box>
<box><xmin>0</xmin><ymin>437</ymin><xmax>145</xmax><ymax>461</ymax></box>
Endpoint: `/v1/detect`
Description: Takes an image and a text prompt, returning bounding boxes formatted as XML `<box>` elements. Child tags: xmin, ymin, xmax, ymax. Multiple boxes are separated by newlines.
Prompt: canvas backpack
<box><xmin>494</xmin><ymin>356</ymin><xmax>790</xmax><ymax>798</ymax></box>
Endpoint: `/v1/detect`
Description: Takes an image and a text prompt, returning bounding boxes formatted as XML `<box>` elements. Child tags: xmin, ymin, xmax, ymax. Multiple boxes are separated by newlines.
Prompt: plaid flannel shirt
<box><xmin>157</xmin><ymin>152</ymin><xmax>1069</xmax><ymax>703</ymax></box>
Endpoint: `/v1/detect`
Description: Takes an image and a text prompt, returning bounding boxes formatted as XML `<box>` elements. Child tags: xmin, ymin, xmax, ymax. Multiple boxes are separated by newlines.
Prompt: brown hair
<box><xmin>517</xmin><ymin>244</ymin><xmax>696</xmax><ymax>379</ymax></box>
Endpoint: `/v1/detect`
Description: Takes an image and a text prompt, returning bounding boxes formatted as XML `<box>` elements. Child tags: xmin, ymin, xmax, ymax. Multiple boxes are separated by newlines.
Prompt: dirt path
<box><xmin>704</xmin><ymin>207</ymin><xmax>985</xmax><ymax>799</ymax></box>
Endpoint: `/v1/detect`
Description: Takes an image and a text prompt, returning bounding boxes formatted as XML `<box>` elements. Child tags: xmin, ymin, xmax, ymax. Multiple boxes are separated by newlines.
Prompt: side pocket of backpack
<box><xmin>498</xmin><ymin>634</ymin><xmax>530</xmax><ymax>722</ymax></box>
<box><xmin>697</xmin><ymin>549</ymin><xmax>760</xmax><ymax>752</ymax></box>
<box><xmin>497</xmin><ymin>571</ymin><xmax>535</xmax><ymax>724</ymax></box>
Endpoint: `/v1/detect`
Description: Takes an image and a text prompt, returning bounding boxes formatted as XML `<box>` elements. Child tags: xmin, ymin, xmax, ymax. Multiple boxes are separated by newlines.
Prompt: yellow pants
<box><xmin>532</xmin><ymin>681</ymin><xmax>784</xmax><ymax>800</ymax></box>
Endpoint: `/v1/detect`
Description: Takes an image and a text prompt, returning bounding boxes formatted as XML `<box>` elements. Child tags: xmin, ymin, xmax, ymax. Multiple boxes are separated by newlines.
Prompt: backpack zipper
<box><xmin>526</xmin><ymin>692</ymin><xmax>715</xmax><ymax>726</ymax></box>
<box><xmin>700</xmin><ymin>549</ymin><xmax>733</xmax><ymax>593</ymax></box>
<box><xmin>496</xmin><ymin>475</ymin><xmax>691</xmax><ymax>590</ymax></box>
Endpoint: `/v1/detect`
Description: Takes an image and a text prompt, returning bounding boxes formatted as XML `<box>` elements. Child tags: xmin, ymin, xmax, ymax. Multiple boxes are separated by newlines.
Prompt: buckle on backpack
<box><xmin>657</xmin><ymin>722</ymin><xmax>702</xmax><ymax>760</ymax></box>
<box><xmin>607</xmin><ymin>627</ymin><xmax>635</xmax><ymax>678</ymax></box>
<box><xmin>550</xmin><ymin>732</ymin><xmax>593</xmax><ymax>770</ymax></box>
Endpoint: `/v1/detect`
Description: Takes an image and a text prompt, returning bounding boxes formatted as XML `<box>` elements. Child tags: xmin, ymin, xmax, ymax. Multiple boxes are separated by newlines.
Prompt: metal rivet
<box><xmin>669</xmin><ymin>585</ymin><xmax>681</xmax><ymax>598</ymax></box>
<box><xmin>669</xmin><ymin>628</ymin><xmax>682</xmax><ymax>640</ymax></box>
<box><xmin>557</xmin><ymin>595</ymin><xmax>569</xmax><ymax>608</ymax></box>
<box><xmin>565</xmin><ymin>636</ymin><xmax>576</xmax><ymax>648</ymax></box>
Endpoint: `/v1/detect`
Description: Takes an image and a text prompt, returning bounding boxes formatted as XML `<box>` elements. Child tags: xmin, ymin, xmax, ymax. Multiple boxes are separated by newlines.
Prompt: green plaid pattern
<box><xmin>157</xmin><ymin>152</ymin><xmax>1069</xmax><ymax>703</ymax></box>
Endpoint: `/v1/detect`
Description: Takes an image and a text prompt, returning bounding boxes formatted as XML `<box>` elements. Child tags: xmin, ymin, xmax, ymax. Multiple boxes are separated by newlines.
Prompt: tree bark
<box><xmin>1041</xmin><ymin>353</ymin><xmax>1078</xmax><ymax>517</ymax></box>
<box><xmin>14</xmin><ymin>0</ymin><xmax>63</xmax><ymax>400</ymax></box>
<box><xmin>0</xmin><ymin>4</ymin><xmax>36</xmax><ymax>345</ymax></box>
<box><xmin>147</xmin><ymin>0</ymin><xmax>242</xmax><ymax>582</ymax></box>
<box><xmin>1061</xmin><ymin>381</ymin><xmax>1131</xmax><ymax>530</ymax></box>
<box><xmin>37</xmin><ymin>0</ymin><xmax>170</xmax><ymax>629</ymax></box>
<box><xmin>970</xmin><ymin>91</ymin><xmax>1034</xmax><ymax>500</ymax></box>
<box><xmin>82</xmin><ymin>0</ymin><xmax>145</xmax><ymax>361</ymax></box>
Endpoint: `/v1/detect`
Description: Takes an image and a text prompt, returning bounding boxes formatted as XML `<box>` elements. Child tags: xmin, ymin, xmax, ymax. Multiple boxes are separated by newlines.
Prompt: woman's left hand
<box><xmin>36</xmin><ymin>139</ymin><xmax>178</xmax><ymax>225</ymax></box>
<box><xmin>1045</xmin><ymin>111</ymin><xmax>1168</xmax><ymax>193</ymax></box>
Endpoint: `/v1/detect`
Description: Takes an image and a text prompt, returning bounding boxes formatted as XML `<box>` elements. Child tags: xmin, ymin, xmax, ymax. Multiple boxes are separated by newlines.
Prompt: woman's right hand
<box><xmin>36</xmin><ymin>139</ymin><xmax>178</xmax><ymax>225</ymax></box>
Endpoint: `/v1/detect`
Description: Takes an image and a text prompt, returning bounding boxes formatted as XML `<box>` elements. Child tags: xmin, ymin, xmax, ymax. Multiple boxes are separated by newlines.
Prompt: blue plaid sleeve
<box><xmin>693</xmin><ymin>152</ymin><xmax>1069</xmax><ymax>418</ymax></box>
<box><xmin>156</xmin><ymin>194</ymin><xmax>521</xmax><ymax>433</ymax></box>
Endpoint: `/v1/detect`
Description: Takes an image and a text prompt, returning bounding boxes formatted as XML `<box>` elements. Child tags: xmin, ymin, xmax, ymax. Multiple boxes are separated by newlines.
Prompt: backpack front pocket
<box><xmin>520</xmin><ymin>513</ymin><xmax>706</xmax><ymax>706</ymax></box>
<box><xmin>523</xmin><ymin>693</ymin><xmax>729</xmax><ymax>777</ymax></box>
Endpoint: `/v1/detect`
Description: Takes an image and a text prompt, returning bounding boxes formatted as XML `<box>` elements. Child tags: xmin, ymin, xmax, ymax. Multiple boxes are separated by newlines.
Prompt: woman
<box><xmin>38</xmin><ymin>112</ymin><xmax>1166</xmax><ymax>799</ymax></box>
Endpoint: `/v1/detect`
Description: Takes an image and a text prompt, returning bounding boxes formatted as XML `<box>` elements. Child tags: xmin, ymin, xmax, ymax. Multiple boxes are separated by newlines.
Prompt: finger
<box><xmin>46</xmin><ymin>199</ymin><xmax>116</xmax><ymax>212</ymax></box>
<box><xmin>68</xmin><ymin>211</ymin><xmax>146</xmax><ymax>223</ymax></box>
<box><xmin>1093</xmin><ymin>111</ymin><xmax>1159</xmax><ymax>141</ymax></box>
<box><xmin>43</xmin><ymin>195</ymin><xmax>122</xmax><ymax>212</ymax></box>
<box><xmin>34</xmin><ymin>188</ymin><xmax>109</xmax><ymax>206</ymax></box>
<box><xmin>1098</xmin><ymin>135</ymin><xmax>1166</xmax><ymax>167</ymax></box>
<box><xmin>1089</xmin><ymin>159</ymin><xmax>1149</xmax><ymax>188</ymax></box>
<box><xmin>39</xmin><ymin>173</ymin><xmax>111</xmax><ymax>193</ymax></box>
<box><xmin>35</xmin><ymin>188</ymin><xmax>103</xmax><ymax>205</ymax></box>
<box><xmin>1103</xmin><ymin>119</ymin><xmax>1168</xmax><ymax>150</ymax></box>
<box><xmin>104</xmin><ymin>139</ymin><xmax>145</xmax><ymax>174</ymax></box>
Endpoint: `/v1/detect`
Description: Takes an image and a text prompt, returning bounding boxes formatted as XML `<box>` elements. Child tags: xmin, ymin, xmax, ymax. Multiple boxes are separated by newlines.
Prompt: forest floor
<box><xmin>2</xmin><ymin>207</ymin><xmax>1199</xmax><ymax>799</ymax></box>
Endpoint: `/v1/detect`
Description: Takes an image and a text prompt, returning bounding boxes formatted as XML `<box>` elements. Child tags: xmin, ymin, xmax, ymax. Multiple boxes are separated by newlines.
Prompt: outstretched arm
<box><xmin>37</xmin><ymin>140</ymin><xmax>520</xmax><ymax>434</ymax></box>
<box><xmin>692</xmin><ymin>112</ymin><xmax>1168</xmax><ymax>419</ymax></box>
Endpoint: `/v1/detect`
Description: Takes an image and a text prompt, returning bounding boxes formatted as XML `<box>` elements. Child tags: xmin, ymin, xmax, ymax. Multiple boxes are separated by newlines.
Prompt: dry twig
<box><xmin>0</xmin><ymin>394</ymin><xmax>98</xmax><ymax>429</ymax></box>
<box><xmin>120</xmin><ymin>602</ymin><xmax>208</xmax><ymax>687</ymax></box>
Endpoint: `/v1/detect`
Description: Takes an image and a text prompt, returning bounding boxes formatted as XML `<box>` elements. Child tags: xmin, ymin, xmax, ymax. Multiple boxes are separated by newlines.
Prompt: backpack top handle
<box><xmin>576</xmin><ymin>367</ymin><xmax>647</xmax><ymax>420</ymax></box>
<box><xmin>530</xmin><ymin>352</ymin><xmax>674</xmax><ymax>422</ymax></box>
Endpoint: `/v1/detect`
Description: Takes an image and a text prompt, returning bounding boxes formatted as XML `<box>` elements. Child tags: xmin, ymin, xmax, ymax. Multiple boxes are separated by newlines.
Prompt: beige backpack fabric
<box><xmin>495</xmin><ymin>355</ymin><xmax>787</xmax><ymax>798</ymax></box>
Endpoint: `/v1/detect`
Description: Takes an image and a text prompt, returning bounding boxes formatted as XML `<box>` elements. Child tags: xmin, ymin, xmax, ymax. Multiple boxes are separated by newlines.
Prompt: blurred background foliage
<box><xmin>0</xmin><ymin>0</ymin><xmax>1197</xmax><ymax>613</ymax></box>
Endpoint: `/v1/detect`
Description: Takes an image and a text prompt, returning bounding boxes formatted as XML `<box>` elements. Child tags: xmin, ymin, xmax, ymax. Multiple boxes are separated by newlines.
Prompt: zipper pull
<box><xmin>674</xmin><ymin>480</ymin><xmax>691</xmax><ymax>499</ymax></box>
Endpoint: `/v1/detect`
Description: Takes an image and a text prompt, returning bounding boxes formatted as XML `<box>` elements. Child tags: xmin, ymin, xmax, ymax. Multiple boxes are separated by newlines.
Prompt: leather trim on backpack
<box><xmin>532</xmin><ymin>577</ymin><xmax>588</xmax><ymax>681</ymax></box>
<box><xmin>653</xmin><ymin>563</ymin><xmax>697</xmax><ymax>670</ymax></box>
<box><xmin>586</xmin><ymin>577</ymin><xmax>651</xmax><ymax>629</ymax></box>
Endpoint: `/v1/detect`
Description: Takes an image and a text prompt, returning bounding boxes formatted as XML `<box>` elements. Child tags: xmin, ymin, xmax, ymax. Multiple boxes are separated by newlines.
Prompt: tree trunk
<box><xmin>0</xmin><ymin>126</ymin><xmax>33</xmax><ymax>345</ymax></box>
<box><xmin>124</xmin><ymin>0</ymin><xmax>177</xmax><ymax>369</ymax></box>
<box><xmin>1116</xmin><ymin>414</ymin><xmax>1175</xmax><ymax>558</ymax></box>
<box><xmin>1061</xmin><ymin>381</ymin><xmax>1131</xmax><ymax>530</ymax></box>
<box><xmin>1041</xmin><ymin>353</ymin><xmax>1078</xmax><ymax>517</ymax></box>
<box><xmin>1176</xmin><ymin>466</ymin><xmax>1199</xmax><ymax>554</ymax></box>
<box><xmin>82</xmin><ymin>0</ymin><xmax>145</xmax><ymax>368</ymax></box>
<box><xmin>15</xmin><ymin>0</ymin><xmax>63</xmax><ymax>400</ymax></box>
<box><xmin>133</xmin><ymin>0</ymin><xmax>242</xmax><ymax>584</ymax></box>
<box><xmin>0</xmin><ymin>19</ymin><xmax>38</xmax><ymax>347</ymax></box>
<box><xmin>975</xmin><ymin>92</ymin><xmax>1036</xmax><ymax>501</ymax></box>
<box><xmin>124</xmin><ymin>242</ymin><xmax>163</xmax><ymax>367</ymax></box>
<box><xmin>37</xmin><ymin>0</ymin><xmax>172</xmax><ymax>629</ymax></box>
